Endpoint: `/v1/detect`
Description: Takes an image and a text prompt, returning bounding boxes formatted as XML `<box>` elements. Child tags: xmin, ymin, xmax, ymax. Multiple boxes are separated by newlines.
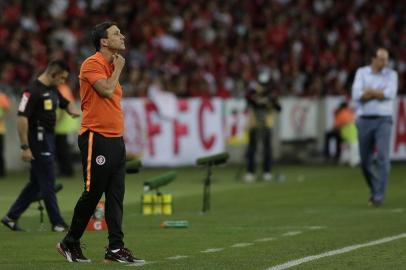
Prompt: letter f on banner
<box><xmin>173</xmin><ymin>101</ymin><xmax>189</xmax><ymax>155</ymax></box>
<box><xmin>145</xmin><ymin>102</ymin><xmax>161</xmax><ymax>156</ymax></box>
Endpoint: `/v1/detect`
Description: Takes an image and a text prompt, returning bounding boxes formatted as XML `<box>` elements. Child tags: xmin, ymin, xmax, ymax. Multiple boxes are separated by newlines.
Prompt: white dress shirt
<box><xmin>351</xmin><ymin>65</ymin><xmax>398</xmax><ymax>117</ymax></box>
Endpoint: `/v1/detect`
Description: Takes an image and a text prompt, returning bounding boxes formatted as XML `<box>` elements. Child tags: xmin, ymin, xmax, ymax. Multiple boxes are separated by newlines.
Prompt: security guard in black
<box><xmin>3</xmin><ymin>60</ymin><xmax>80</xmax><ymax>232</ymax></box>
<box><xmin>6</xmin><ymin>80</ymin><xmax>70</xmax><ymax>228</ymax></box>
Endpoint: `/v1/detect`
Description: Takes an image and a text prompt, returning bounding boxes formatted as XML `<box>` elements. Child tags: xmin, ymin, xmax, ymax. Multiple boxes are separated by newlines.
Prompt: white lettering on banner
<box><xmin>124</xmin><ymin>98</ymin><xmax>224</xmax><ymax>166</ymax></box>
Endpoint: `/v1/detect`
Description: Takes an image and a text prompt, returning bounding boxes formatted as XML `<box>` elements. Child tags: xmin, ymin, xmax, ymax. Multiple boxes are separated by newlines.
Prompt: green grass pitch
<box><xmin>0</xmin><ymin>164</ymin><xmax>406</xmax><ymax>270</ymax></box>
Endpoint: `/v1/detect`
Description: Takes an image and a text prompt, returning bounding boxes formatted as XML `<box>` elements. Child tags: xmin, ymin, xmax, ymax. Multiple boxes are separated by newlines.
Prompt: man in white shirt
<box><xmin>351</xmin><ymin>48</ymin><xmax>398</xmax><ymax>206</ymax></box>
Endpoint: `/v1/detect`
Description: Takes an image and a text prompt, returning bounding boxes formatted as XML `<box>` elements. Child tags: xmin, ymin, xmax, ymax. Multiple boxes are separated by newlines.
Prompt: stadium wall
<box><xmin>5</xmin><ymin>97</ymin><xmax>406</xmax><ymax>169</ymax></box>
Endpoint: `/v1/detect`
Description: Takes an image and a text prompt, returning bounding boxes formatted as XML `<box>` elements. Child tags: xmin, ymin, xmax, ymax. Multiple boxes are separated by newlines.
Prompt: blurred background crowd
<box><xmin>0</xmin><ymin>0</ymin><xmax>404</xmax><ymax>98</ymax></box>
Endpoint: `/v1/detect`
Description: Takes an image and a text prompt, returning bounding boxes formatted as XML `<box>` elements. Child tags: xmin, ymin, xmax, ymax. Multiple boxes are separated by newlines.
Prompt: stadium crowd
<box><xmin>0</xmin><ymin>0</ymin><xmax>404</xmax><ymax>98</ymax></box>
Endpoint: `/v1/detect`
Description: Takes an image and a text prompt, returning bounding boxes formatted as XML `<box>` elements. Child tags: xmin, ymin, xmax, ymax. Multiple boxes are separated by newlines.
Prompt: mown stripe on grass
<box><xmin>125</xmin><ymin>261</ymin><xmax>156</xmax><ymax>267</ymax></box>
<box><xmin>266</xmin><ymin>233</ymin><xmax>406</xmax><ymax>270</ymax></box>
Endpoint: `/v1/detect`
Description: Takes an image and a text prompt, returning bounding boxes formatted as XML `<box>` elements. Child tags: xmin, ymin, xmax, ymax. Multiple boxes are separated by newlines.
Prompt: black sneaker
<box><xmin>56</xmin><ymin>241</ymin><xmax>91</xmax><ymax>263</ymax></box>
<box><xmin>1</xmin><ymin>216</ymin><xmax>25</xmax><ymax>231</ymax></box>
<box><xmin>52</xmin><ymin>223</ymin><xmax>69</xmax><ymax>232</ymax></box>
<box><xmin>104</xmin><ymin>247</ymin><xmax>145</xmax><ymax>264</ymax></box>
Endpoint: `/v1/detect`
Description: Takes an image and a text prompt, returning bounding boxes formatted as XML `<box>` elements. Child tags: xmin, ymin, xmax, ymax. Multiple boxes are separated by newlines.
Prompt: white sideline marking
<box><xmin>231</xmin><ymin>243</ymin><xmax>253</xmax><ymax>248</ymax></box>
<box><xmin>305</xmin><ymin>226</ymin><xmax>325</xmax><ymax>230</ymax></box>
<box><xmin>200</xmin><ymin>248</ymin><xmax>224</xmax><ymax>253</ymax></box>
<box><xmin>125</xmin><ymin>261</ymin><xmax>155</xmax><ymax>266</ymax></box>
<box><xmin>282</xmin><ymin>231</ymin><xmax>302</xmax><ymax>237</ymax></box>
<box><xmin>266</xmin><ymin>233</ymin><xmax>406</xmax><ymax>270</ymax></box>
<box><xmin>167</xmin><ymin>255</ymin><xmax>189</xmax><ymax>260</ymax></box>
<box><xmin>255</xmin><ymin>237</ymin><xmax>276</xmax><ymax>242</ymax></box>
<box><xmin>390</xmin><ymin>208</ymin><xmax>404</xmax><ymax>213</ymax></box>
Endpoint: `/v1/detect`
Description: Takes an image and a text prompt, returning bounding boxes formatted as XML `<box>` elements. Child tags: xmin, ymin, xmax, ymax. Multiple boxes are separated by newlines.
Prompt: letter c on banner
<box><xmin>199</xmin><ymin>99</ymin><xmax>215</xmax><ymax>150</ymax></box>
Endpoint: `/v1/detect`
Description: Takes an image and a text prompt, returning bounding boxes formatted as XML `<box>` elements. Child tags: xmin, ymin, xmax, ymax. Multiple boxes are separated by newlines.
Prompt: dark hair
<box><xmin>47</xmin><ymin>60</ymin><xmax>70</xmax><ymax>74</ymax></box>
<box><xmin>338</xmin><ymin>101</ymin><xmax>348</xmax><ymax>109</ymax></box>
<box><xmin>92</xmin><ymin>21</ymin><xmax>117</xmax><ymax>51</ymax></box>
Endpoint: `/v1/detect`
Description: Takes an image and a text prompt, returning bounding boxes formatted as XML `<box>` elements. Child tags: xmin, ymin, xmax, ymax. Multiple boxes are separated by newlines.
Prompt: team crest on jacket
<box><xmin>96</xmin><ymin>155</ymin><xmax>106</xmax><ymax>165</ymax></box>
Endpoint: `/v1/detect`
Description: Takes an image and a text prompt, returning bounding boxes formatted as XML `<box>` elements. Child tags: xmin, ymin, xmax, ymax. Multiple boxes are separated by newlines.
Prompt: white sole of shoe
<box><xmin>56</xmin><ymin>243</ymin><xmax>73</xmax><ymax>262</ymax></box>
